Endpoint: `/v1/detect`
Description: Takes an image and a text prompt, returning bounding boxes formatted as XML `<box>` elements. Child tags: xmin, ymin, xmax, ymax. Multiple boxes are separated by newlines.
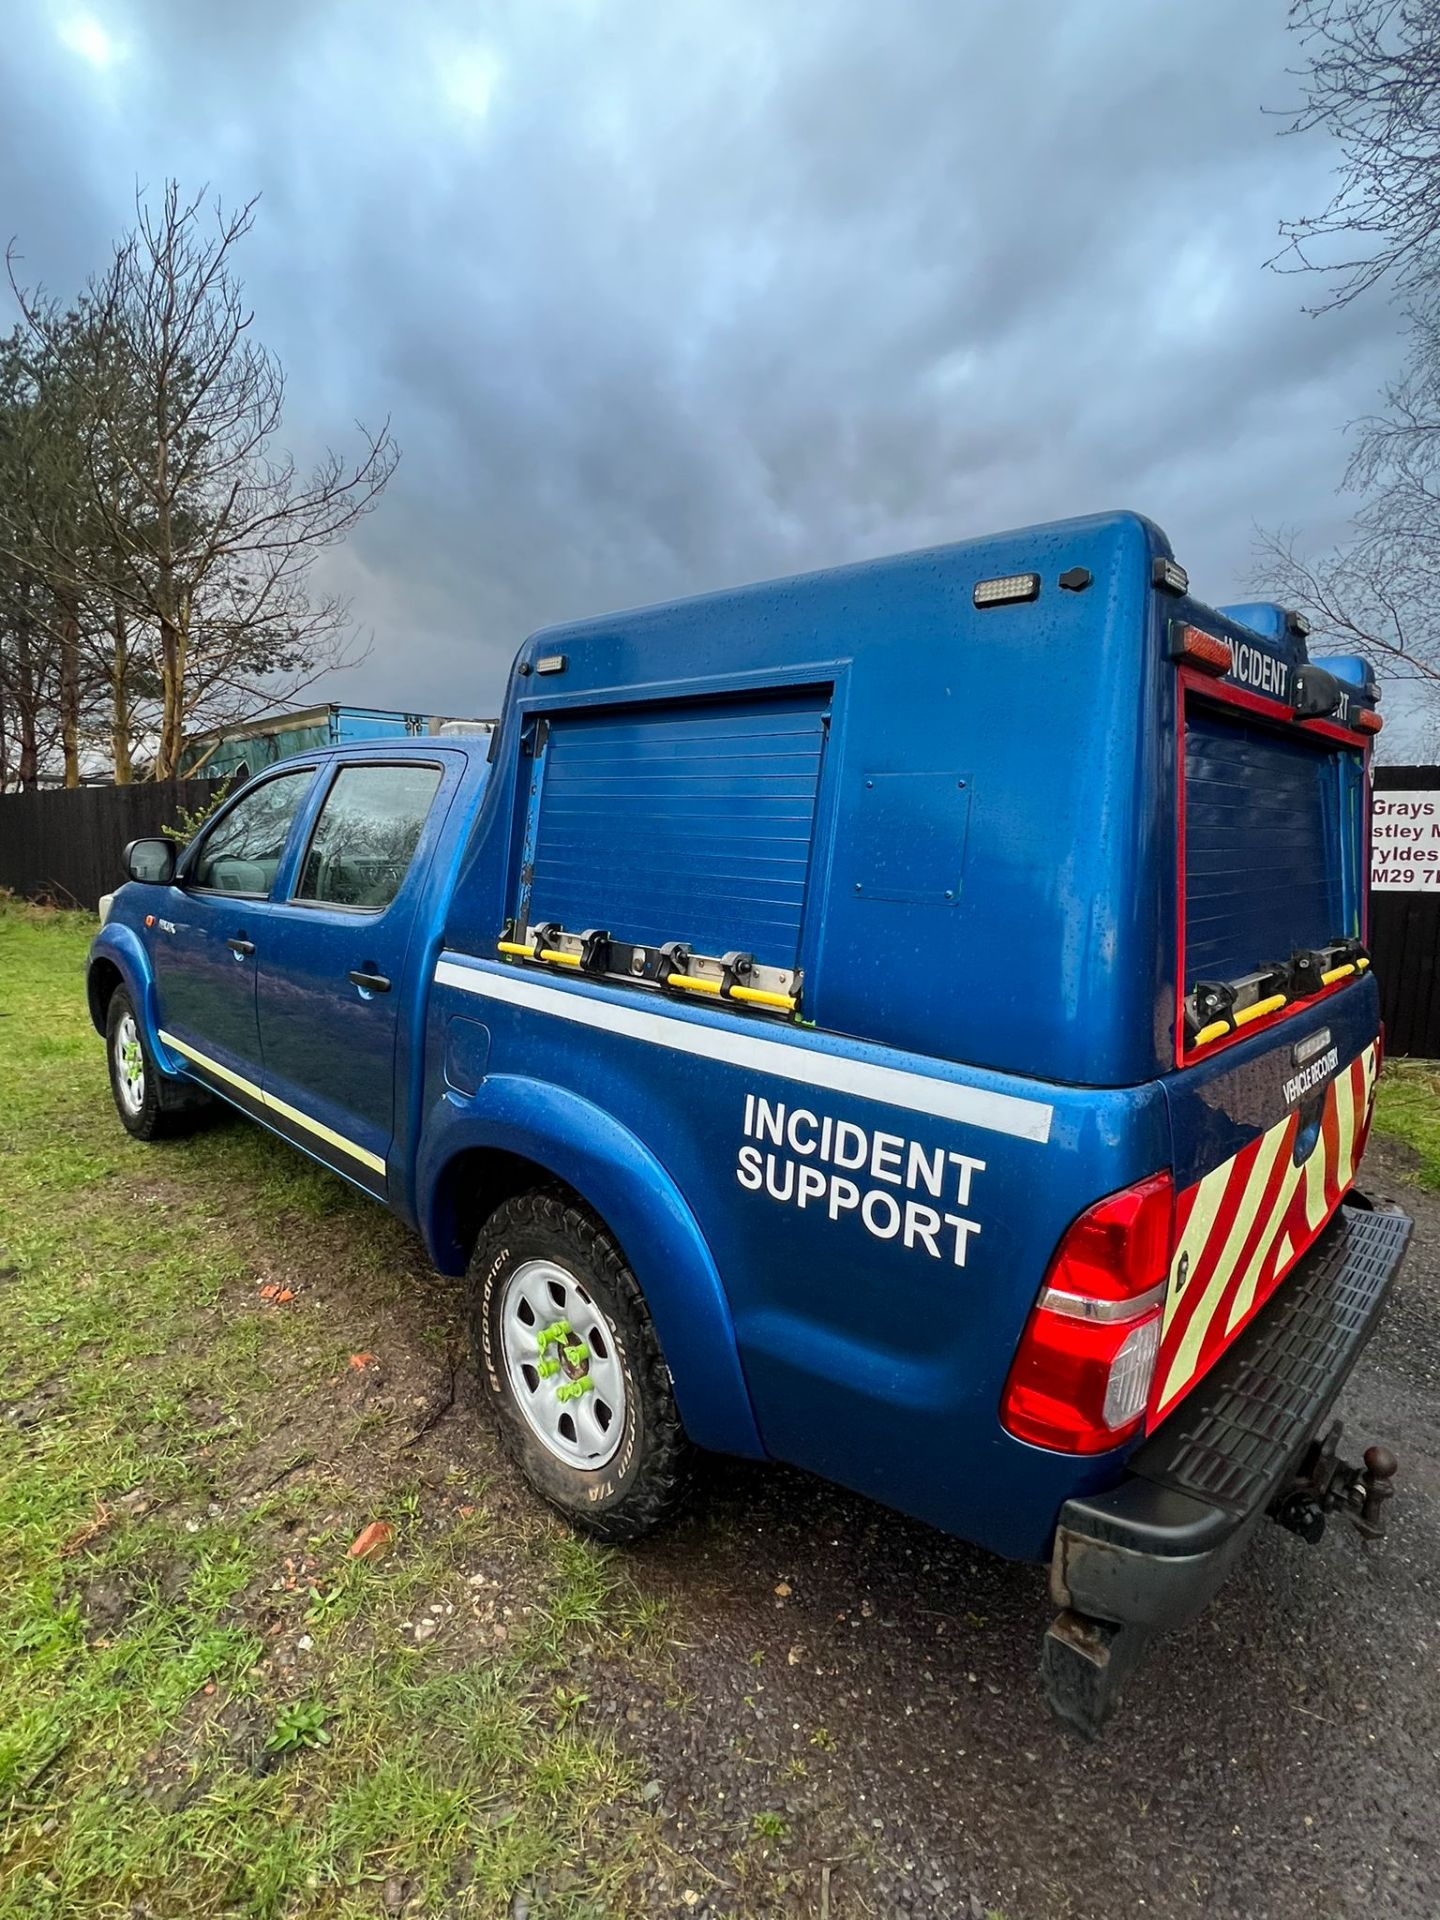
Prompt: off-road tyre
<box><xmin>467</xmin><ymin>1187</ymin><xmax>695</xmax><ymax>1542</ymax></box>
<box><xmin>105</xmin><ymin>986</ymin><xmax>212</xmax><ymax>1141</ymax></box>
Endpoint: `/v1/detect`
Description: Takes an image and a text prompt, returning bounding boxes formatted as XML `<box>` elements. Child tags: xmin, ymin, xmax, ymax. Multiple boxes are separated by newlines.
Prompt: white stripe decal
<box><xmin>158</xmin><ymin>1030</ymin><xmax>387</xmax><ymax>1177</ymax></box>
<box><xmin>434</xmin><ymin>957</ymin><xmax>1054</xmax><ymax>1144</ymax></box>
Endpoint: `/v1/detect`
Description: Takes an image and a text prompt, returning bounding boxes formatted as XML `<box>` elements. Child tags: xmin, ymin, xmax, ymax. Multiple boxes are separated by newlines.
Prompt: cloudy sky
<box><xmin>0</xmin><ymin>0</ymin><xmax>1409</xmax><ymax>722</ymax></box>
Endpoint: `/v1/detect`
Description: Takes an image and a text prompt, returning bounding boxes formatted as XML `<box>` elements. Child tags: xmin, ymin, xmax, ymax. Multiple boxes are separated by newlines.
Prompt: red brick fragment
<box><xmin>348</xmin><ymin>1521</ymin><xmax>394</xmax><ymax>1563</ymax></box>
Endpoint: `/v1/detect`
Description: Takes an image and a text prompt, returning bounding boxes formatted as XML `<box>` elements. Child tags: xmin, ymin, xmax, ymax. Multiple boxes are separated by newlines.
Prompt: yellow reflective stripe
<box><xmin>158</xmin><ymin>1031</ymin><xmax>262</xmax><ymax>1102</ymax></box>
<box><xmin>1162</xmin><ymin>1121</ymin><xmax>1289</xmax><ymax>1397</ymax></box>
<box><xmin>1224</xmin><ymin>1150</ymin><xmax>1305</xmax><ymax>1337</ymax></box>
<box><xmin>1334</xmin><ymin>1061</ymin><xmax>1358</xmax><ymax>1192</ymax></box>
<box><xmin>1302</xmin><ymin>1121</ymin><xmax>1330</xmax><ymax>1229</ymax></box>
<box><xmin>158</xmin><ymin>1030</ymin><xmax>386</xmax><ymax>1177</ymax></box>
<box><xmin>1162</xmin><ymin>1158</ymin><xmax>1234</xmax><ymax>1336</ymax></box>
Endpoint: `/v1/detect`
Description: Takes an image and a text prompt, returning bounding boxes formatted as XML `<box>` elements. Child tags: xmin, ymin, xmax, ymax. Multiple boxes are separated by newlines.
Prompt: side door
<box><xmin>150</xmin><ymin>765</ymin><xmax>319</xmax><ymax>1096</ymax></box>
<box><xmin>253</xmin><ymin>757</ymin><xmax>454</xmax><ymax>1195</ymax></box>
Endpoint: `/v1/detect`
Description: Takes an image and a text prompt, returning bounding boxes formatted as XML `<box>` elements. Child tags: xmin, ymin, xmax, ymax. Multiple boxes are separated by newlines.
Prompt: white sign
<box><xmin>1372</xmin><ymin>790</ymin><xmax>1440</xmax><ymax>891</ymax></box>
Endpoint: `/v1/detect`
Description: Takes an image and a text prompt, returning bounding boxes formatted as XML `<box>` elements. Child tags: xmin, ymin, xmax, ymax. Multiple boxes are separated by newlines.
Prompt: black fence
<box><xmin>0</xmin><ymin>779</ymin><xmax>219</xmax><ymax>911</ymax></box>
<box><xmin>1371</xmin><ymin>765</ymin><xmax>1440</xmax><ymax>1059</ymax></box>
<box><xmin>2</xmin><ymin>764</ymin><xmax>1437</xmax><ymax>1057</ymax></box>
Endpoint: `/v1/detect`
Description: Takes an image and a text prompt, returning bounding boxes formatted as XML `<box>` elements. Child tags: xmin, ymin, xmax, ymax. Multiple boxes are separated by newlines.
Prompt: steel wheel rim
<box><xmin>500</xmin><ymin>1258</ymin><xmax>627</xmax><ymax>1469</ymax></box>
<box><xmin>114</xmin><ymin>1013</ymin><xmax>145</xmax><ymax>1115</ymax></box>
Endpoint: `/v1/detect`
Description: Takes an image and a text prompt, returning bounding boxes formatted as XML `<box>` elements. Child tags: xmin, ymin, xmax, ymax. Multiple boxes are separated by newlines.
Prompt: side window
<box><xmin>188</xmin><ymin>769</ymin><xmax>315</xmax><ymax>897</ymax></box>
<box><xmin>295</xmin><ymin>763</ymin><xmax>444</xmax><ymax>911</ymax></box>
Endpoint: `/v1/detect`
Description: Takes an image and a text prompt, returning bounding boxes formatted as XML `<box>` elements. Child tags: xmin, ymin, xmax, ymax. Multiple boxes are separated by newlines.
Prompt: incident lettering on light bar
<box><xmin>736</xmin><ymin>1094</ymin><xmax>984</xmax><ymax>1265</ymax></box>
<box><xmin>1228</xmin><ymin>641</ymin><xmax>1290</xmax><ymax>700</ymax></box>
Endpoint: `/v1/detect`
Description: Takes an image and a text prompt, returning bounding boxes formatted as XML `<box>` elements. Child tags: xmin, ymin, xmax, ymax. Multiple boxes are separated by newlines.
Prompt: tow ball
<box><xmin>1271</xmin><ymin>1421</ymin><xmax>1399</xmax><ymax>1544</ymax></box>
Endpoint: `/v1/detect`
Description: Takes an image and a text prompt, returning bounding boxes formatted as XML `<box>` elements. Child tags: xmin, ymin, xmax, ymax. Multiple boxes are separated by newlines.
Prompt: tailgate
<box><xmin>1158</xmin><ymin>639</ymin><xmax>1379</xmax><ymax>1425</ymax></box>
<box><xmin>1154</xmin><ymin>1011</ymin><xmax>1378</xmax><ymax>1421</ymax></box>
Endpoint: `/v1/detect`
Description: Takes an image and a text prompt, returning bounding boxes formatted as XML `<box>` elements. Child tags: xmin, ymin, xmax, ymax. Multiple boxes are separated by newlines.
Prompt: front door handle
<box><xmin>348</xmin><ymin>969</ymin><xmax>391</xmax><ymax>994</ymax></box>
<box><xmin>227</xmin><ymin>936</ymin><xmax>256</xmax><ymax>957</ymax></box>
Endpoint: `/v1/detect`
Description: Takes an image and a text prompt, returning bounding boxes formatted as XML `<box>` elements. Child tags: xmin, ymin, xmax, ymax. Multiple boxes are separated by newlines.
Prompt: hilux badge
<box><xmin>1292</xmin><ymin>1028</ymin><xmax>1332</xmax><ymax>1067</ymax></box>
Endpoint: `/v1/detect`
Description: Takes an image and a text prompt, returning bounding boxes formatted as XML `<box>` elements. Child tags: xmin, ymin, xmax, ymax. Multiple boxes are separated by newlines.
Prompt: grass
<box><xmin>0</xmin><ymin>903</ymin><xmax>669</xmax><ymax>1918</ymax></box>
<box><xmin>9</xmin><ymin>896</ymin><xmax>1434</xmax><ymax>1916</ymax></box>
<box><xmin>1373</xmin><ymin>1059</ymin><xmax>1440</xmax><ymax>1189</ymax></box>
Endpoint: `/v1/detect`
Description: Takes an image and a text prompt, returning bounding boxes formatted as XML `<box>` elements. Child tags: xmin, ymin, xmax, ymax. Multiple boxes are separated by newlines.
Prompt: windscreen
<box><xmin>1183</xmin><ymin>702</ymin><xmax>1363</xmax><ymax>989</ymax></box>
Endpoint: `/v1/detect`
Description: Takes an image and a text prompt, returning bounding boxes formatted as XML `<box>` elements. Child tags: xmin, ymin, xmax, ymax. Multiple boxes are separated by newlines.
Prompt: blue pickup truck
<box><xmin>87</xmin><ymin>510</ymin><xmax>1411</xmax><ymax>1733</ymax></box>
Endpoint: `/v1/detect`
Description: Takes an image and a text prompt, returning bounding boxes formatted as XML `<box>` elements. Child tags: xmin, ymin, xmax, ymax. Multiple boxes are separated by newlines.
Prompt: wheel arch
<box><xmin>418</xmin><ymin>1074</ymin><xmax>765</xmax><ymax>1459</ymax></box>
<box><xmin>86</xmin><ymin>924</ymin><xmax>156</xmax><ymax>1041</ymax></box>
<box><xmin>86</xmin><ymin>954</ymin><xmax>126</xmax><ymax>1036</ymax></box>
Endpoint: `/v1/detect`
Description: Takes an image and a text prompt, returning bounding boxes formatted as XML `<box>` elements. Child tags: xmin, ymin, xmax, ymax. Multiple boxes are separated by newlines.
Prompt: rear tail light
<box><xmin>1355</xmin><ymin>709</ymin><xmax>1383</xmax><ymax>734</ymax></box>
<box><xmin>1000</xmin><ymin>1172</ymin><xmax>1174</xmax><ymax>1454</ymax></box>
<box><xmin>1173</xmin><ymin>626</ymin><xmax>1233</xmax><ymax>675</ymax></box>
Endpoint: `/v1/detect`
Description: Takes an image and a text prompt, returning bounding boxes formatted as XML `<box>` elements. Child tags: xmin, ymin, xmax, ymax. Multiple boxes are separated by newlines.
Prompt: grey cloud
<box><xmin>1</xmin><ymin>0</ymin><xmax>1408</xmax><ymax>719</ymax></box>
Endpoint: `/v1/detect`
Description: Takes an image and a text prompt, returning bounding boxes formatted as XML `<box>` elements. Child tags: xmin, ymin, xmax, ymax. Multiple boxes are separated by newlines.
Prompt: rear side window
<box><xmin>189</xmin><ymin>769</ymin><xmax>314</xmax><ymax>896</ymax></box>
<box><xmin>296</xmin><ymin>763</ymin><xmax>444</xmax><ymax>911</ymax></box>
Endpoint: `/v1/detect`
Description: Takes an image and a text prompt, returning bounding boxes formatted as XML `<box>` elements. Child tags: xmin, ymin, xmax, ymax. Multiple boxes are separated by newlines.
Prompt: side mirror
<box><xmin>123</xmin><ymin>837</ymin><xmax>177</xmax><ymax>886</ymax></box>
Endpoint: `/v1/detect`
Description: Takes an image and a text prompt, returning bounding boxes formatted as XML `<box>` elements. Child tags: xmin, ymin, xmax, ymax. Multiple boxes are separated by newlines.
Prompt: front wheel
<box><xmin>105</xmin><ymin>987</ymin><xmax>211</xmax><ymax>1140</ymax></box>
<box><xmin>467</xmin><ymin>1188</ymin><xmax>694</xmax><ymax>1541</ymax></box>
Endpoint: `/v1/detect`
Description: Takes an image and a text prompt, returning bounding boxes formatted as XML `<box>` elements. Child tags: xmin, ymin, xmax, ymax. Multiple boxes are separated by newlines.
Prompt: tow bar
<box><xmin>1271</xmin><ymin>1421</ymin><xmax>1398</xmax><ymax>1544</ymax></box>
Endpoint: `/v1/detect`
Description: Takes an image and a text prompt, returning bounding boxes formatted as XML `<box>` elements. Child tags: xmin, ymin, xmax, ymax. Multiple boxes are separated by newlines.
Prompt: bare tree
<box><xmin>1258</xmin><ymin>2</ymin><xmax>1440</xmax><ymax>733</ymax></box>
<box><xmin>8</xmin><ymin>181</ymin><xmax>397</xmax><ymax>779</ymax></box>
<box><xmin>1255</xmin><ymin>521</ymin><xmax>1440</xmax><ymax>693</ymax></box>
<box><xmin>1272</xmin><ymin>0</ymin><xmax>1440</xmax><ymax>310</ymax></box>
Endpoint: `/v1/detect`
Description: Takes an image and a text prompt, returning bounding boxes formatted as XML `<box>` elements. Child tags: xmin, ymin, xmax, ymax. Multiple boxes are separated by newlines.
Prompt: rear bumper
<box><xmin>1044</xmin><ymin>1192</ymin><xmax>1411</xmax><ymax>1728</ymax></box>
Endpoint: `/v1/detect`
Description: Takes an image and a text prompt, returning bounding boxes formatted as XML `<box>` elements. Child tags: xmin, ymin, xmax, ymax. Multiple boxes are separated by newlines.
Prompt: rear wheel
<box><xmin>105</xmin><ymin>987</ymin><xmax>211</xmax><ymax>1140</ymax></box>
<box><xmin>467</xmin><ymin>1188</ymin><xmax>694</xmax><ymax>1541</ymax></box>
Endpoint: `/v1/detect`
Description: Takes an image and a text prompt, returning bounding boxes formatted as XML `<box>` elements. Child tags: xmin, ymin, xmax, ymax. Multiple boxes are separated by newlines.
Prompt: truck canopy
<box><xmin>448</xmin><ymin>509</ymin><xmax>1375</xmax><ymax>1090</ymax></box>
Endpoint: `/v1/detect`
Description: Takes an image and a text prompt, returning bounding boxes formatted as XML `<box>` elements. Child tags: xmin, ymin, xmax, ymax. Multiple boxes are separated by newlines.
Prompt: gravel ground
<box><xmin>605</xmin><ymin>1132</ymin><xmax>1440</xmax><ymax>1919</ymax></box>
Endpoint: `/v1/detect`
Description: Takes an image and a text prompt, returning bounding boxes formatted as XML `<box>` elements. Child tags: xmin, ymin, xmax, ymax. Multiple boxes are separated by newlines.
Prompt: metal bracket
<box><xmin>1271</xmin><ymin>1420</ymin><xmax>1400</xmax><ymax>1544</ymax></box>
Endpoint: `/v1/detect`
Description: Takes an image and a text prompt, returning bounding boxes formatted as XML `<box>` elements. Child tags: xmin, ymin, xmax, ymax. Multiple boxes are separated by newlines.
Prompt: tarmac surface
<box><xmin>616</xmin><ymin>1131</ymin><xmax>1440</xmax><ymax>1918</ymax></box>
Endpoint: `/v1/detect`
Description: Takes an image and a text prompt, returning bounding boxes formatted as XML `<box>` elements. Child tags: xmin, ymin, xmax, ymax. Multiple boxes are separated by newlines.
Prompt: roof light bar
<box><xmin>973</xmin><ymin>572</ymin><xmax>1040</xmax><ymax>608</ymax></box>
<box><xmin>1172</xmin><ymin>625</ymin><xmax>1233</xmax><ymax>676</ymax></box>
<box><xmin>1152</xmin><ymin>557</ymin><xmax>1189</xmax><ymax>595</ymax></box>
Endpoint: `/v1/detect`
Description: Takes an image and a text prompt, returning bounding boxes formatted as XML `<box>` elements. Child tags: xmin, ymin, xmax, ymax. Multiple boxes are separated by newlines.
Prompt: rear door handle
<box><xmin>227</xmin><ymin>937</ymin><xmax>256</xmax><ymax>957</ymax></box>
<box><xmin>348</xmin><ymin>969</ymin><xmax>391</xmax><ymax>994</ymax></box>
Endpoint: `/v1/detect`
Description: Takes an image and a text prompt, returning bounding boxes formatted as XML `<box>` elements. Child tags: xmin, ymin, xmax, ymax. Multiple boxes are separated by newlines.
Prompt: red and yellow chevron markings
<box><xmin>1151</xmin><ymin>1043</ymin><xmax>1377</xmax><ymax>1420</ymax></box>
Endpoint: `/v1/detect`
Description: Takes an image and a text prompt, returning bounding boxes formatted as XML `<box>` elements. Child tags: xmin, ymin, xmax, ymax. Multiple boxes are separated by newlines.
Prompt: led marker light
<box><xmin>973</xmin><ymin>572</ymin><xmax>1040</xmax><ymax>608</ymax></box>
